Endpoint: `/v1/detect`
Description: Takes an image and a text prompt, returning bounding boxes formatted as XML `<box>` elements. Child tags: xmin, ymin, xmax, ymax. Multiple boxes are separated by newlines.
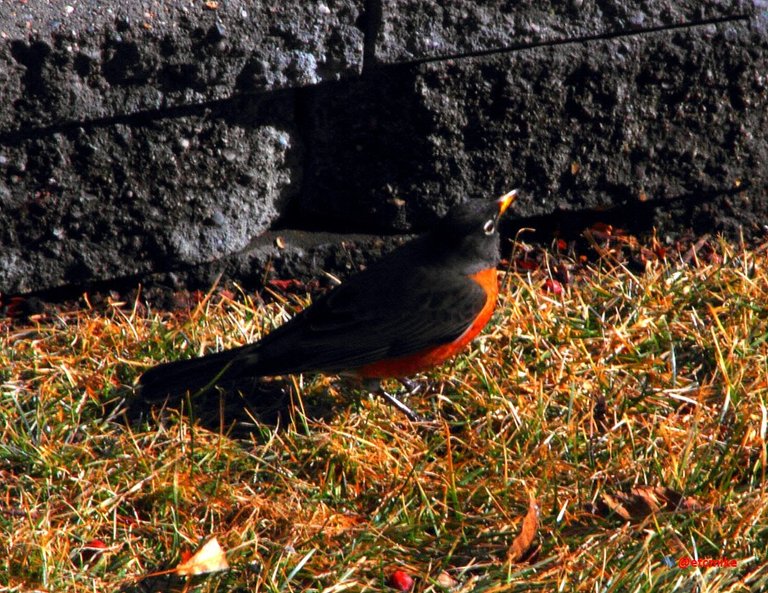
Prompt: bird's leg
<box><xmin>378</xmin><ymin>389</ymin><xmax>425</xmax><ymax>422</ymax></box>
<box><xmin>398</xmin><ymin>377</ymin><xmax>424</xmax><ymax>396</ymax></box>
<box><xmin>363</xmin><ymin>379</ymin><xmax>425</xmax><ymax>422</ymax></box>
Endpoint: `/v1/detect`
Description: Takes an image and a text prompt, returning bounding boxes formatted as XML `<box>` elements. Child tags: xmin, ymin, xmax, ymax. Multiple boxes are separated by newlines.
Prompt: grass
<box><xmin>2</xmin><ymin>236</ymin><xmax>768</xmax><ymax>592</ymax></box>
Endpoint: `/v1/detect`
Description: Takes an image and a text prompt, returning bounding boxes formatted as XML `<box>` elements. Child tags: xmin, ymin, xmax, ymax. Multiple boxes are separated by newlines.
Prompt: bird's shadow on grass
<box><xmin>105</xmin><ymin>378</ymin><xmax>354</xmax><ymax>593</ymax></box>
<box><xmin>118</xmin><ymin>377</ymin><xmax>351</xmax><ymax>440</ymax></box>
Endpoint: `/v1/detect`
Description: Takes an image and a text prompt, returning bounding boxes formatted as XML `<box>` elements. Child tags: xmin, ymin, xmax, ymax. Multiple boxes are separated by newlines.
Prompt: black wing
<box><xmin>236</xmin><ymin>262</ymin><xmax>488</xmax><ymax>376</ymax></box>
<box><xmin>139</xmin><ymin>238</ymin><xmax>490</xmax><ymax>399</ymax></box>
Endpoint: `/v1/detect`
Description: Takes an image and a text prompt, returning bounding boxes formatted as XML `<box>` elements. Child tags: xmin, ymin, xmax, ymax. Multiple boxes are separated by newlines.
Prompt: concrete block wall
<box><xmin>0</xmin><ymin>1</ymin><xmax>765</xmax><ymax>295</ymax></box>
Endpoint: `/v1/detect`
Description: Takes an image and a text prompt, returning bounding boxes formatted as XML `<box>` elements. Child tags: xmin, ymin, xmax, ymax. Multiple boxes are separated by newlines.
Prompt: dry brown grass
<box><xmin>2</xmin><ymin>237</ymin><xmax>767</xmax><ymax>592</ymax></box>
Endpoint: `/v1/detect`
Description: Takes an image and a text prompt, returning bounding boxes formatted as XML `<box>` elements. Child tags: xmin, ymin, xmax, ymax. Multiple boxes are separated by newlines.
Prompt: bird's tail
<box><xmin>138</xmin><ymin>344</ymin><xmax>257</xmax><ymax>402</ymax></box>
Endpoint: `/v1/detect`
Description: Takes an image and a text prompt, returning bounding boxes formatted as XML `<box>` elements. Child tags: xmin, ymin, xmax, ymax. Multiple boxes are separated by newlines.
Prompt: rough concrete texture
<box><xmin>302</xmin><ymin>20</ymin><xmax>767</xmax><ymax>234</ymax></box>
<box><xmin>0</xmin><ymin>0</ymin><xmax>766</xmax><ymax>297</ymax></box>
<box><xmin>375</xmin><ymin>0</ymin><xmax>751</xmax><ymax>63</ymax></box>
<box><xmin>0</xmin><ymin>0</ymin><xmax>364</xmax><ymax>130</ymax></box>
<box><xmin>419</xmin><ymin>22</ymin><xmax>766</xmax><ymax>218</ymax></box>
<box><xmin>0</xmin><ymin>95</ymin><xmax>299</xmax><ymax>294</ymax></box>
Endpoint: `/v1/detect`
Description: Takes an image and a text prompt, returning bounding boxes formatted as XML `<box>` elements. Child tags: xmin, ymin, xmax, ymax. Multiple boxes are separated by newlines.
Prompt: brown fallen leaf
<box><xmin>621</xmin><ymin>488</ymin><xmax>660</xmax><ymax>518</ymax></box>
<box><xmin>592</xmin><ymin>486</ymin><xmax>705</xmax><ymax>522</ymax></box>
<box><xmin>508</xmin><ymin>497</ymin><xmax>539</xmax><ymax>563</ymax></box>
<box><xmin>175</xmin><ymin>537</ymin><xmax>229</xmax><ymax>576</ymax></box>
<box><xmin>435</xmin><ymin>570</ymin><xmax>458</xmax><ymax>588</ymax></box>
<box><xmin>636</xmin><ymin>485</ymin><xmax>705</xmax><ymax>513</ymax></box>
<box><xmin>597</xmin><ymin>492</ymin><xmax>634</xmax><ymax>521</ymax></box>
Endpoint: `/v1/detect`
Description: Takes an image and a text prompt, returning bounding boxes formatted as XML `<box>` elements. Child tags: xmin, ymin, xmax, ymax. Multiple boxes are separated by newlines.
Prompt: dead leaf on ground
<box><xmin>637</xmin><ymin>485</ymin><xmax>705</xmax><ymax>513</ymax></box>
<box><xmin>175</xmin><ymin>537</ymin><xmax>230</xmax><ymax>576</ymax></box>
<box><xmin>436</xmin><ymin>570</ymin><xmax>458</xmax><ymax>588</ymax></box>
<box><xmin>591</xmin><ymin>486</ymin><xmax>705</xmax><ymax>522</ymax></box>
<box><xmin>508</xmin><ymin>497</ymin><xmax>539</xmax><ymax>563</ymax></box>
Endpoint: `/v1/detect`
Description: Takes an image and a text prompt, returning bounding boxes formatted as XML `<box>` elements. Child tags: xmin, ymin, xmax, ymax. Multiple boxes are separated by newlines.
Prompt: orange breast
<box><xmin>356</xmin><ymin>268</ymin><xmax>499</xmax><ymax>379</ymax></box>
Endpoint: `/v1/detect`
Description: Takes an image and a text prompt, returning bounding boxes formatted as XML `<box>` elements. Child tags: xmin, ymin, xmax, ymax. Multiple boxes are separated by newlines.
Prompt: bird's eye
<box><xmin>483</xmin><ymin>219</ymin><xmax>496</xmax><ymax>235</ymax></box>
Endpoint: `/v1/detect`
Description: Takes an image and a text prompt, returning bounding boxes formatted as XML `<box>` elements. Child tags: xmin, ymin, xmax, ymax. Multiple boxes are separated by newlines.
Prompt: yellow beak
<box><xmin>496</xmin><ymin>189</ymin><xmax>519</xmax><ymax>217</ymax></box>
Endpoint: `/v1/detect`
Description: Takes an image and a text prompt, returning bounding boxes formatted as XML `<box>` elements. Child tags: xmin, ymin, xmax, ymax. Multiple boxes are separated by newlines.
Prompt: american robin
<box><xmin>139</xmin><ymin>190</ymin><xmax>518</xmax><ymax>420</ymax></box>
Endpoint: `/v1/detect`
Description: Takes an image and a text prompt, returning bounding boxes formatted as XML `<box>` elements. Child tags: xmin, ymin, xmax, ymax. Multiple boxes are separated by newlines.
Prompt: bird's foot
<box><xmin>376</xmin><ymin>389</ymin><xmax>426</xmax><ymax>423</ymax></box>
<box><xmin>397</xmin><ymin>377</ymin><xmax>425</xmax><ymax>397</ymax></box>
<box><xmin>362</xmin><ymin>378</ymin><xmax>435</xmax><ymax>427</ymax></box>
